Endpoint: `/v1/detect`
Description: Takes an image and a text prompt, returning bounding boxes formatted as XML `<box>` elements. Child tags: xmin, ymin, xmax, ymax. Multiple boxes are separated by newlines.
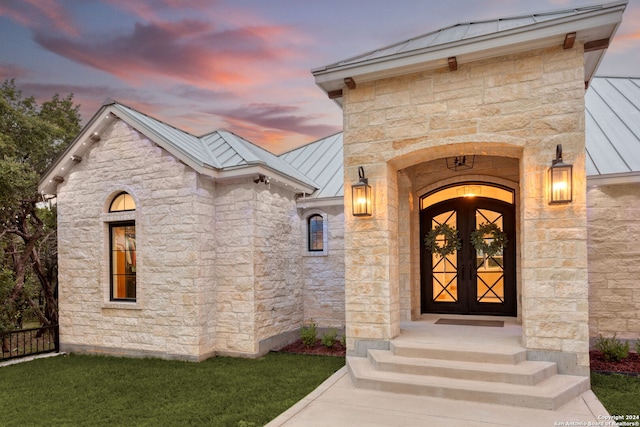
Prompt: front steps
<box><xmin>347</xmin><ymin>338</ymin><xmax>589</xmax><ymax>410</ymax></box>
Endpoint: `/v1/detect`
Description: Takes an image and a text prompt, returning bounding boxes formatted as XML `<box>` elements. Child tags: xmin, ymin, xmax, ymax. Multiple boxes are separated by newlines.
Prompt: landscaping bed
<box><xmin>590</xmin><ymin>350</ymin><xmax>640</xmax><ymax>376</ymax></box>
<box><xmin>279</xmin><ymin>339</ymin><xmax>346</xmax><ymax>357</ymax></box>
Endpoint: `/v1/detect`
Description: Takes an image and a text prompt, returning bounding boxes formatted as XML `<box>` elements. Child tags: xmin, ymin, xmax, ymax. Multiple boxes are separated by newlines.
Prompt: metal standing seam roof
<box><xmin>38</xmin><ymin>100</ymin><xmax>318</xmax><ymax>195</ymax></box>
<box><xmin>585</xmin><ymin>77</ymin><xmax>640</xmax><ymax>178</ymax></box>
<box><xmin>110</xmin><ymin>102</ymin><xmax>318</xmax><ymax>188</ymax></box>
<box><xmin>312</xmin><ymin>1</ymin><xmax>626</xmax><ymax>98</ymax></box>
<box><xmin>329</xmin><ymin>9</ymin><xmax>588</xmax><ymax>69</ymax></box>
<box><xmin>279</xmin><ymin>132</ymin><xmax>344</xmax><ymax>199</ymax></box>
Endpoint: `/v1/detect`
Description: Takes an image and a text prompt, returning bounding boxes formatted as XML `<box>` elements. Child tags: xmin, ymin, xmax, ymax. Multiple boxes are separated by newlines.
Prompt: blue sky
<box><xmin>1</xmin><ymin>0</ymin><xmax>638</xmax><ymax>153</ymax></box>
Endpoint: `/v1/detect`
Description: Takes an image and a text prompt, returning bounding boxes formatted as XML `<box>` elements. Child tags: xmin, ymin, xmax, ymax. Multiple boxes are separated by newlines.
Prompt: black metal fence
<box><xmin>0</xmin><ymin>325</ymin><xmax>59</xmax><ymax>361</ymax></box>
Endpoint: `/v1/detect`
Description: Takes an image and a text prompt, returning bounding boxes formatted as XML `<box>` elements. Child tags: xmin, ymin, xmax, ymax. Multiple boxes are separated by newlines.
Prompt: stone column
<box><xmin>344</xmin><ymin>162</ymin><xmax>400</xmax><ymax>356</ymax></box>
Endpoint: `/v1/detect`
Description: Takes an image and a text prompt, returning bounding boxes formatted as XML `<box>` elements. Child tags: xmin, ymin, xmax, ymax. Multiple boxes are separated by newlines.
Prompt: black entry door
<box><xmin>420</xmin><ymin>197</ymin><xmax>516</xmax><ymax>316</ymax></box>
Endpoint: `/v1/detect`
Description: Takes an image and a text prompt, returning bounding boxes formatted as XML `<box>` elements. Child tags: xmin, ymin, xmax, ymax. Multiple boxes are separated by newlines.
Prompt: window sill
<box><xmin>304</xmin><ymin>251</ymin><xmax>328</xmax><ymax>257</ymax></box>
<box><xmin>102</xmin><ymin>301</ymin><xmax>141</xmax><ymax>310</ymax></box>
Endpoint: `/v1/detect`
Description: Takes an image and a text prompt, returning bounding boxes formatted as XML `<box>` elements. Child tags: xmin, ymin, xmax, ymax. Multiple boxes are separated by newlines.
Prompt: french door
<box><xmin>420</xmin><ymin>197</ymin><xmax>516</xmax><ymax>316</ymax></box>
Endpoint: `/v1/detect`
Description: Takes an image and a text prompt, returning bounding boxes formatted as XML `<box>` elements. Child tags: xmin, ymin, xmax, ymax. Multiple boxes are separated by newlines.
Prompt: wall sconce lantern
<box><xmin>549</xmin><ymin>144</ymin><xmax>573</xmax><ymax>204</ymax></box>
<box><xmin>351</xmin><ymin>166</ymin><xmax>372</xmax><ymax>217</ymax></box>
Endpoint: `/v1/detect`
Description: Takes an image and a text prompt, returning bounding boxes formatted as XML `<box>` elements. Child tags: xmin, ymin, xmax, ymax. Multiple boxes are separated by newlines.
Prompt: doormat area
<box><xmin>435</xmin><ymin>319</ymin><xmax>504</xmax><ymax>327</ymax></box>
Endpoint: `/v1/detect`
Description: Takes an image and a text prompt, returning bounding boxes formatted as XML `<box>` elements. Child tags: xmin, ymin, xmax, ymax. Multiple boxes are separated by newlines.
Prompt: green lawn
<box><xmin>591</xmin><ymin>373</ymin><xmax>640</xmax><ymax>416</ymax></box>
<box><xmin>0</xmin><ymin>353</ymin><xmax>344</xmax><ymax>427</ymax></box>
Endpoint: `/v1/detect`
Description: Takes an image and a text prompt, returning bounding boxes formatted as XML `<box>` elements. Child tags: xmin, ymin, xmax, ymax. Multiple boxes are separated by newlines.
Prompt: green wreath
<box><xmin>470</xmin><ymin>222</ymin><xmax>508</xmax><ymax>258</ymax></box>
<box><xmin>424</xmin><ymin>223</ymin><xmax>461</xmax><ymax>258</ymax></box>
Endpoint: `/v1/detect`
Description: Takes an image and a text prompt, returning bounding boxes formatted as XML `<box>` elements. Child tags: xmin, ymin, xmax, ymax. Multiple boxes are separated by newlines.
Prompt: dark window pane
<box><xmin>308</xmin><ymin>215</ymin><xmax>323</xmax><ymax>252</ymax></box>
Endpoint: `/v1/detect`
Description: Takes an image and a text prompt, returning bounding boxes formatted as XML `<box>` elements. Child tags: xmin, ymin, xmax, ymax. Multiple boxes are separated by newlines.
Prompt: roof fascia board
<box><xmin>314</xmin><ymin>5</ymin><xmax>625</xmax><ymax>92</ymax></box>
<box><xmin>296</xmin><ymin>196</ymin><xmax>344</xmax><ymax>208</ymax></box>
<box><xmin>216</xmin><ymin>165</ymin><xmax>317</xmax><ymax>194</ymax></box>
<box><xmin>587</xmin><ymin>171</ymin><xmax>640</xmax><ymax>186</ymax></box>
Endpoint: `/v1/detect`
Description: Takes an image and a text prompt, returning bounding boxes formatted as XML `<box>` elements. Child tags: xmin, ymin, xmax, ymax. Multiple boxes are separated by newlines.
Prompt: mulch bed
<box><xmin>590</xmin><ymin>350</ymin><xmax>640</xmax><ymax>376</ymax></box>
<box><xmin>278</xmin><ymin>339</ymin><xmax>346</xmax><ymax>357</ymax></box>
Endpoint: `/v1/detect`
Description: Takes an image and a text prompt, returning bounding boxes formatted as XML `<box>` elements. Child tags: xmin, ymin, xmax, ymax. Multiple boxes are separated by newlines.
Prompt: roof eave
<box><xmin>587</xmin><ymin>171</ymin><xmax>640</xmax><ymax>186</ymax></box>
<box><xmin>313</xmin><ymin>2</ymin><xmax>626</xmax><ymax>97</ymax></box>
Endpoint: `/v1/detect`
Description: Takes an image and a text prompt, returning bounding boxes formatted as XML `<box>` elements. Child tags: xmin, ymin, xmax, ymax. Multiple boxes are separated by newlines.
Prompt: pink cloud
<box><xmin>103</xmin><ymin>0</ymin><xmax>216</xmax><ymax>22</ymax></box>
<box><xmin>0</xmin><ymin>63</ymin><xmax>30</xmax><ymax>80</ymax></box>
<box><xmin>214</xmin><ymin>102</ymin><xmax>341</xmax><ymax>148</ymax></box>
<box><xmin>0</xmin><ymin>0</ymin><xmax>79</xmax><ymax>37</ymax></box>
<box><xmin>33</xmin><ymin>19</ymin><xmax>301</xmax><ymax>89</ymax></box>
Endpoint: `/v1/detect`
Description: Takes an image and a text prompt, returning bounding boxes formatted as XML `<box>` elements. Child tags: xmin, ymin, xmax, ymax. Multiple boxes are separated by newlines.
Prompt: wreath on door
<box><xmin>424</xmin><ymin>223</ymin><xmax>461</xmax><ymax>258</ymax></box>
<box><xmin>470</xmin><ymin>222</ymin><xmax>508</xmax><ymax>258</ymax></box>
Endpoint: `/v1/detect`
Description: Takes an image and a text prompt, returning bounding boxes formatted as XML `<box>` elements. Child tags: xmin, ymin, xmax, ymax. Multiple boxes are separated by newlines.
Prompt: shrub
<box><xmin>321</xmin><ymin>329</ymin><xmax>337</xmax><ymax>348</ymax></box>
<box><xmin>300</xmin><ymin>321</ymin><xmax>317</xmax><ymax>348</ymax></box>
<box><xmin>594</xmin><ymin>334</ymin><xmax>629</xmax><ymax>362</ymax></box>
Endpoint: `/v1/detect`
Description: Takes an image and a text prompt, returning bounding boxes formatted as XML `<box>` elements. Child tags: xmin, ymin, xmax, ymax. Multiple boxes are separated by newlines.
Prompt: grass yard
<box><xmin>592</xmin><ymin>373</ymin><xmax>640</xmax><ymax>416</ymax></box>
<box><xmin>0</xmin><ymin>352</ymin><xmax>344</xmax><ymax>427</ymax></box>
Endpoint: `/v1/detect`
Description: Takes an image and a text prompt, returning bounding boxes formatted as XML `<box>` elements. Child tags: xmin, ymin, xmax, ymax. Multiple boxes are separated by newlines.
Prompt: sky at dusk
<box><xmin>1</xmin><ymin>0</ymin><xmax>639</xmax><ymax>153</ymax></box>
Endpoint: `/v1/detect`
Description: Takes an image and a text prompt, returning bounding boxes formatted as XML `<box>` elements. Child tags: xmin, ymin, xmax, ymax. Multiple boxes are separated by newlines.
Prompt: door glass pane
<box><xmin>432</xmin><ymin>210</ymin><xmax>457</xmax><ymax>303</ymax></box>
<box><xmin>475</xmin><ymin>209</ymin><xmax>504</xmax><ymax>303</ymax></box>
<box><xmin>421</xmin><ymin>184</ymin><xmax>514</xmax><ymax>209</ymax></box>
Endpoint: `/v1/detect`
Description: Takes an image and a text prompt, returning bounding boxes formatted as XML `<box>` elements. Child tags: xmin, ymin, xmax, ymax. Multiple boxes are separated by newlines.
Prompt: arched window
<box><xmin>308</xmin><ymin>214</ymin><xmax>324</xmax><ymax>252</ymax></box>
<box><xmin>108</xmin><ymin>192</ymin><xmax>136</xmax><ymax>301</ymax></box>
<box><xmin>109</xmin><ymin>192</ymin><xmax>136</xmax><ymax>212</ymax></box>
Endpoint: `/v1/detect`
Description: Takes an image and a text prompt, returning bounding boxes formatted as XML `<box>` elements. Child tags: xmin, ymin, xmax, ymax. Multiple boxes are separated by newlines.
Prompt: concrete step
<box><xmin>390</xmin><ymin>340</ymin><xmax>527</xmax><ymax>364</ymax></box>
<box><xmin>368</xmin><ymin>349</ymin><xmax>558</xmax><ymax>385</ymax></box>
<box><xmin>348</xmin><ymin>356</ymin><xmax>590</xmax><ymax>410</ymax></box>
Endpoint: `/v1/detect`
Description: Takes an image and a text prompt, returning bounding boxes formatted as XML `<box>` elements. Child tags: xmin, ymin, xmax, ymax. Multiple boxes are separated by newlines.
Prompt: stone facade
<box><xmin>342</xmin><ymin>45</ymin><xmax>591</xmax><ymax>373</ymax></box>
<box><xmin>58</xmin><ymin>120</ymin><xmax>218</xmax><ymax>360</ymax></box>
<box><xmin>301</xmin><ymin>206</ymin><xmax>346</xmax><ymax>328</ymax></box>
<box><xmin>588</xmin><ymin>183</ymin><xmax>640</xmax><ymax>345</ymax></box>
<box><xmin>57</xmin><ymin>119</ymin><xmax>345</xmax><ymax>360</ymax></box>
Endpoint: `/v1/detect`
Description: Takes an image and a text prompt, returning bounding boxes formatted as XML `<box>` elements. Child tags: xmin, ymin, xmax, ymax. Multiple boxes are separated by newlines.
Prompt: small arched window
<box><xmin>109</xmin><ymin>192</ymin><xmax>136</xmax><ymax>212</ymax></box>
<box><xmin>308</xmin><ymin>214</ymin><xmax>324</xmax><ymax>252</ymax></box>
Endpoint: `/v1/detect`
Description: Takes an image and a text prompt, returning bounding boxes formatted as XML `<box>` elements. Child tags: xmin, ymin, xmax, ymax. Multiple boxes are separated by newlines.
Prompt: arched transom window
<box><xmin>109</xmin><ymin>192</ymin><xmax>136</xmax><ymax>212</ymax></box>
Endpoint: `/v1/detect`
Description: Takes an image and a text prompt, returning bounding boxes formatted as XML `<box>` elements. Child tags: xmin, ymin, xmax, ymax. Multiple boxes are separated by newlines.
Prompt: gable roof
<box><xmin>313</xmin><ymin>1</ymin><xmax>626</xmax><ymax>102</ymax></box>
<box><xmin>38</xmin><ymin>100</ymin><xmax>318</xmax><ymax>195</ymax></box>
<box><xmin>279</xmin><ymin>132</ymin><xmax>344</xmax><ymax>204</ymax></box>
<box><xmin>586</xmin><ymin>76</ymin><xmax>640</xmax><ymax>184</ymax></box>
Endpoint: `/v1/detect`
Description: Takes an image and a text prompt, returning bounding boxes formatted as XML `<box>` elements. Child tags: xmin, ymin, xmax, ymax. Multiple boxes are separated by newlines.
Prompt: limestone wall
<box><xmin>57</xmin><ymin>120</ymin><xmax>217</xmax><ymax>360</ymax></box>
<box><xmin>212</xmin><ymin>179</ymin><xmax>256</xmax><ymax>356</ymax></box>
<box><xmin>253</xmin><ymin>186</ymin><xmax>304</xmax><ymax>351</ymax></box>
<box><xmin>301</xmin><ymin>205</ymin><xmax>345</xmax><ymax>328</ymax></box>
<box><xmin>588</xmin><ymin>183</ymin><xmax>640</xmax><ymax>344</ymax></box>
<box><xmin>342</xmin><ymin>44</ymin><xmax>590</xmax><ymax>372</ymax></box>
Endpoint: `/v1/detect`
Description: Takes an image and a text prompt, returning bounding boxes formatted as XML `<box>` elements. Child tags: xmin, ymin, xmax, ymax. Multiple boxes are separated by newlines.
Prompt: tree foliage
<box><xmin>0</xmin><ymin>79</ymin><xmax>81</xmax><ymax>332</ymax></box>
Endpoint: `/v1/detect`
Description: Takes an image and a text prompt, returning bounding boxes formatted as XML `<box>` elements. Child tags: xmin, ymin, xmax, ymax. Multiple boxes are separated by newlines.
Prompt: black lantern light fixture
<box><xmin>549</xmin><ymin>144</ymin><xmax>573</xmax><ymax>204</ymax></box>
<box><xmin>351</xmin><ymin>166</ymin><xmax>372</xmax><ymax>217</ymax></box>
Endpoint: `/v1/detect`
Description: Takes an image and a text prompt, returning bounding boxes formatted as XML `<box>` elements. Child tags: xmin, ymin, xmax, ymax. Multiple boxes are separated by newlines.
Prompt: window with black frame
<box><xmin>108</xmin><ymin>192</ymin><xmax>136</xmax><ymax>301</ymax></box>
<box><xmin>308</xmin><ymin>214</ymin><xmax>323</xmax><ymax>252</ymax></box>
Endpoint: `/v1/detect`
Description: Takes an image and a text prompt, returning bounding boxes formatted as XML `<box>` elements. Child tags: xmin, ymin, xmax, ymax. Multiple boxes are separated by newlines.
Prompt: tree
<box><xmin>0</xmin><ymin>79</ymin><xmax>81</xmax><ymax>332</ymax></box>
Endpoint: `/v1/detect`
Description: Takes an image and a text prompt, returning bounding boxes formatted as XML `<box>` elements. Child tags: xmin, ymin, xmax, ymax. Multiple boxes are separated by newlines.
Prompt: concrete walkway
<box><xmin>268</xmin><ymin>318</ymin><xmax>612</xmax><ymax>427</ymax></box>
<box><xmin>266</xmin><ymin>367</ymin><xmax>611</xmax><ymax>427</ymax></box>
